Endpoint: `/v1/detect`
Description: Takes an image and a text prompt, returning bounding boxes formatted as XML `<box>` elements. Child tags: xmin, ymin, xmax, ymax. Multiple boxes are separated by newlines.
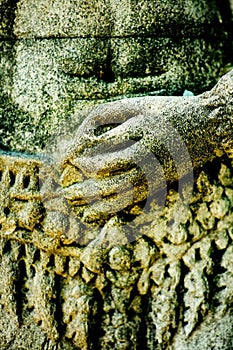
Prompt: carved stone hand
<box><xmin>63</xmin><ymin>70</ymin><xmax>233</xmax><ymax>221</ymax></box>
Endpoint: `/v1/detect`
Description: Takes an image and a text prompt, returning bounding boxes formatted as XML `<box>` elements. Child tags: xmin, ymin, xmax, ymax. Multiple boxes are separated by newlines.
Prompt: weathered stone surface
<box><xmin>0</xmin><ymin>35</ymin><xmax>225</xmax><ymax>153</ymax></box>
<box><xmin>0</xmin><ymin>70</ymin><xmax>233</xmax><ymax>349</ymax></box>
<box><xmin>2</xmin><ymin>36</ymin><xmax>222</xmax><ymax>152</ymax></box>
<box><xmin>0</xmin><ymin>1</ymin><xmax>233</xmax><ymax>349</ymax></box>
<box><xmin>13</xmin><ymin>0</ymin><xmax>222</xmax><ymax>39</ymax></box>
<box><xmin>0</xmin><ymin>0</ymin><xmax>17</xmax><ymax>38</ymax></box>
<box><xmin>14</xmin><ymin>0</ymin><xmax>112</xmax><ymax>38</ymax></box>
<box><xmin>0</xmin><ymin>0</ymin><xmax>231</xmax><ymax>154</ymax></box>
<box><xmin>63</xmin><ymin>70</ymin><xmax>233</xmax><ymax>223</ymax></box>
<box><xmin>0</xmin><ymin>150</ymin><xmax>233</xmax><ymax>349</ymax></box>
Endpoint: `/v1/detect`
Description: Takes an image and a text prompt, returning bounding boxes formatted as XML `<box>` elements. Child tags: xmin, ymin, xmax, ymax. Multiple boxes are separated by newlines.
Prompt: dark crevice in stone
<box><xmin>23</xmin><ymin>175</ymin><xmax>30</xmax><ymax>189</ymax></box>
<box><xmin>216</xmin><ymin>0</ymin><xmax>233</xmax><ymax>65</ymax></box>
<box><xmin>0</xmin><ymin>0</ymin><xmax>18</xmax><ymax>39</ymax></box>
<box><xmin>16</xmin><ymin>258</ymin><xmax>27</xmax><ymax>324</ymax></box>
<box><xmin>178</xmin><ymin>259</ymin><xmax>190</xmax><ymax>326</ymax></box>
<box><xmin>91</xmin><ymin>288</ymin><xmax>103</xmax><ymax>350</ymax></box>
<box><xmin>9</xmin><ymin>170</ymin><xmax>15</xmax><ymax>186</ymax></box>
<box><xmin>98</xmin><ymin>48</ymin><xmax>116</xmax><ymax>84</ymax></box>
<box><xmin>53</xmin><ymin>274</ymin><xmax>64</xmax><ymax>341</ymax></box>
<box><xmin>137</xmin><ymin>295</ymin><xmax>150</xmax><ymax>349</ymax></box>
<box><xmin>0</xmin><ymin>2</ymin><xmax>19</xmax><ymax>151</ymax></box>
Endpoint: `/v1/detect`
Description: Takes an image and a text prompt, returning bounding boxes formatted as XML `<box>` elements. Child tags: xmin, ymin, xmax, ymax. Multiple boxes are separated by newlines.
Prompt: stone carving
<box><xmin>0</xmin><ymin>0</ymin><xmax>232</xmax><ymax>154</ymax></box>
<box><xmin>63</xmin><ymin>70</ymin><xmax>233</xmax><ymax>223</ymax></box>
<box><xmin>1</xmin><ymin>1</ymin><xmax>233</xmax><ymax>349</ymax></box>
<box><xmin>0</xmin><ymin>70</ymin><xmax>233</xmax><ymax>349</ymax></box>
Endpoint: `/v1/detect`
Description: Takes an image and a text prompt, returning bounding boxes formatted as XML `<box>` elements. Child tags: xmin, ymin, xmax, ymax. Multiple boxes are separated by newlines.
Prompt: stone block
<box><xmin>13</xmin><ymin>0</ymin><xmax>221</xmax><ymax>39</ymax></box>
<box><xmin>14</xmin><ymin>0</ymin><xmax>112</xmax><ymax>38</ymax></box>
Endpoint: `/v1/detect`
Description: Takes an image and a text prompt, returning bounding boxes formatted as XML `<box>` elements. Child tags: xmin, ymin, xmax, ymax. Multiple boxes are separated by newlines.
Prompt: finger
<box><xmin>63</xmin><ymin>168</ymin><xmax>145</xmax><ymax>204</ymax></box>
<box><xmin>72</xmin><ymin>170</ymin><xmax>165</xmax><ymax>222</ymax></box>
<box><xmin>69</xmin><ymin>116</ymin><xmax>145</xmax><ymax>167</ymax></box>
<box><xmin>68</xmin><ymin>100</ymin><xmax>144</xmax><ymax>156</ymax></box>
<box><xmin>81</xmin><ymin>99</ymin><xmax>143</xmax><ymax>134</ymax></box>
<box><xmin>71</xmin><ymin>140</ymin><xmax>149</xmax><ymax>178</ymax></box>
<box><xmin>71</xmin><ymin>95</ymin><xmax>180</xmax><ymax>156</ymax></box>
<box><xmin>93</xmin><ymin>114</ymin><xmax>145</xmax><ymax>149</ymax></box>
<box><xmin>69</xmin><ymin>181</ymin><xmax>148</xmax><ymax>220</ymax></box>
<box><xmin>80</xmin><ymin>194</ymin><xmax>134</xmax><ymax>220</ymax></box>
<box><xmin>64</xmin><ymin>153</ymin><xmax>166</xmax><ymax>208</ymax></box>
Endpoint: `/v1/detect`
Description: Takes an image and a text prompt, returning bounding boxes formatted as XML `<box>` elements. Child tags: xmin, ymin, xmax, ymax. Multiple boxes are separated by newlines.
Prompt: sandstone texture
<box><xmin>63</xmin><ymin>70</ymin><xmax>233</xmax><ymax>226</ymax></box>
<box><xmin>0</xmin><ymin>71</ymin><xmax>232</xmax><ymax>350</ymax></box>
<box><xmin>0</xmin><ymin>147</ymin><xmax>233</xmax><ymax>349</ymax></box>
<box><xmin>0</xmin><ymin>1</ymin><xmax>233</xmax><ymax>350</ymax></box>
<box><xmin>0</xmin><ymin>0</ymin><xmax>232</xmax><ymax>153</ymax></box>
